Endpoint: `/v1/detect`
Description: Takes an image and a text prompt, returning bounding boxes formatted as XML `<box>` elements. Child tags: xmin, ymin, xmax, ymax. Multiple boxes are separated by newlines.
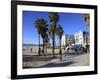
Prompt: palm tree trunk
<box><xmin>38</xmin><ymin>34</ymin><xmax>41</xmax><ymax>56</ymax></box>
<box><xmin>43</xmin><ymin>39</ymin><xmax>45</xmax><ymax>56</ymax></box>
<box><xmin>52</xmin><ymin>23</ymin><xmax>56</xmax><ymax>57</ymax></box>
<box><xmin>52</xmin><ymin>31</ymin><xmax>55</xmax><ymax>57</ymax></box>
<box><xmin>46</xmin><ymin>43</ymin><xmax>47</xmax><ymax>53</ymax></box>
<box><xmin>59</xmin><ymin>38</ymin><xmax>62</xmax><ymax>60</ymax></box>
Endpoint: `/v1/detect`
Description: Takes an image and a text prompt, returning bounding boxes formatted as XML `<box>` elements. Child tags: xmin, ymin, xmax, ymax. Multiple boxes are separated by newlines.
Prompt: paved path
<box><xmin>23</xmin><ymin>52</ymin><xmax>89</xmax><ymax>68</ymax></box>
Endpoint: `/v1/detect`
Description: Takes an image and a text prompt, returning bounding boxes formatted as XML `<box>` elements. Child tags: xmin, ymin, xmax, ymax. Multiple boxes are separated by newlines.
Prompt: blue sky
<box><xmin>22</xmin><ymin>11</ymin><xmax>88</xmax><ymax>44</ymax></box>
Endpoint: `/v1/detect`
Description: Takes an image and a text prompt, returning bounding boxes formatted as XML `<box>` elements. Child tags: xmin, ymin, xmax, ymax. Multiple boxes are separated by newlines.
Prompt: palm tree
<box><xmin>48</xmin><ymin>12</ymin><xmax>59</xmax><ymax>57</ymax></box>
<box><xmin>34</xmin><ymin>18</ymin><xmax>48</xmax><ymax>56</ymax></box>
<box><xmin>83</xmin><ymin>14</ymin><xmax>90</xmax><ymax>53</ymax></box>
<box><xmin>41</xmin><ymin>26</ymin><xmax>48</xmax><ymax>55</ymax></box>
<box><xmin>56</xmin><ymin>25</ymin><xmax>64</xmax><ymax>60</ymax></box>
<box><xmin>84</xmin><ymin>14</ymin><xmax>90</xmax><ymax>27</ymax></box>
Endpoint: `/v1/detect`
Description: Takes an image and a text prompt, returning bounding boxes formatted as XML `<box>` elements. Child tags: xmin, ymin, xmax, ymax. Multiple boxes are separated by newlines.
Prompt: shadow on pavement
<box><xmin>39</xmin><ymin>61</ymin><xmax>75</xmax><ymax>68</ymax></box>
<box><xmin>23</xmin><ymin>55</ymin><xmax>58</xmax><ymax>62</ymax></box>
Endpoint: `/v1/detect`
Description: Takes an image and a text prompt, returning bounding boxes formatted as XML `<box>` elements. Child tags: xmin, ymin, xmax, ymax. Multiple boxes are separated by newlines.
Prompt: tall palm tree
<box><xmin>48</xmin><ymin>12</ymin><xmax>59</xmax><ymax>57</ymax></box>
<box><xmin>56</xmin><ymin>25</ymin><xmax>64</xmax><ymax>60</ymax></box>
<box><xmin>83</xmin><ymin>14</ymin><xmax>90</xmax><ymax>52</ymax></box>
<box><xmin>41</xmin><ymin>26</ymin><xmax>48</xmax><ymax>55</ymax></box>
<box><xmin>34</xmin><ymin>18</ymin><xmax>48</xmax><ymax>56</ymax></box>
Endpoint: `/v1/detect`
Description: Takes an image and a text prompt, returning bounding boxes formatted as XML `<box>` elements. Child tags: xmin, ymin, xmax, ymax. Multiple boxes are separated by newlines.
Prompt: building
<box><xmin>61</xmin><ymin>35</ymin><xmax>67</xmax><ymax>46</ymax></box>
<box><xmin>74</xmin><ymin>31</ymin><xmax>89</xmax><ymax>45</ymax></box>
<box><xmin>61</xmin><ymin>34</ymin><xmax>75</xmax><ymax>47</ymax></box>
<box><xmin>61</xmin><ymin>30</ymin><xmax>89</xmax><ymax>47</ymax></box>
<box><xmin>66</xmin><ymin>35</ymin><xmax>75</xmax><ymax>46</ymax></box>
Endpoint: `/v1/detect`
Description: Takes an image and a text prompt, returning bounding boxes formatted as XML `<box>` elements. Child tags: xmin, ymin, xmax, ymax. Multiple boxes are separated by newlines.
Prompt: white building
<box><xmin>66</xmin><ymin>35</ymin><xmax>75</xmax><ymax>45</ymax></box>
<box><xmin>61</xmin><ymin>31</ymin><xmax>89</xmax><ymax>47</ymax></box>
<box><xmin>61</xmin><ymin>35</ymin><xmax>67</xmax><ymax>46</ymax></box>
<box><xmin>74</xmin><ymin>31</ymin><xmax>89</xmax><ymax>45</ymax></box>
<box><xmin>61</xmin><ymin>34</ymin><xmax>75</xmax><ymax>46</ymax></box>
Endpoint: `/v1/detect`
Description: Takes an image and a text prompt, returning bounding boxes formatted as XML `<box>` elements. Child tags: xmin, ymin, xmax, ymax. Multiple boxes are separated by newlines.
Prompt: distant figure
<box><xmin>59</xmin><ymin>50</ymin><xmax>62</xmax><ymax>60</ymax></box>
<box><xmin>38</xmin><ymin>48</ymin><xmax>41</xmax><ymax>56</ymax></box>
<box><xmin>80</xmin><ymin>47</ymin><xmax>83</xmax><ymax>54</ymax></box>
<box><xmin>87</xmin><ymin>45</ymin><xmax>89</xmax><ymax>53</ymax></box>
<box><xmin>41</xmin><ymin>49</ymin><xmax>46</xmax><ymax>56</ymax></box>
<box><xmin>83</xmin><ymin>47</ymin><xmax>86</xmax><ymax>54</ymax></box>
<box><xmin>75</xmin><ymin>48</ymin><xmax>78</xmax><ymax>55</ymax></box>
<box><xmin>30</xmin><ymin>48</ymin><xmax>32</xmax><ymax>53</ymax></box>
<box><xmin>84</xmin><ymin>45</ymin><xmax>89</xmax><ymax>53</ymax></box>
<box><xmin>84</xmin><ymin>47</ymin><xmax>87</xmax><ymax>53</ymax></box>
<box><xmin>39</xmin><ymin>48</ymin><xmax>44</xmax><ymax>56</ymax></box>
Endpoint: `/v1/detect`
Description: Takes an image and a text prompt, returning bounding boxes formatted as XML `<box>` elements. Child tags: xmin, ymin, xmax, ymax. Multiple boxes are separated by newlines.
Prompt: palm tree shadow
<box><xmin>39</xmin><ymin>61</ymin><xmax>76</xmax><ymax>68</ymax></box>
<box><xmin>23</xmin><ymin>55</ymin><xmax>58</xmax><ymax>62</ymax></box>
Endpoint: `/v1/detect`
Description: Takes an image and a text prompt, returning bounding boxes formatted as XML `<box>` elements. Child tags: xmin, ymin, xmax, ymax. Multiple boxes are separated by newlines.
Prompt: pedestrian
<box><xmin>75</xmin><ymin>48</ymin><xmax>78</xmax><ymax>55</ymax></box>
<box><xmin>42</xmin><ymin>49</ymin><xmax>46</xmax><ymax>56</ymax></box>
<box><xmin>59</xmin><ymin>50</ymin><xmax>62</xmax><ymax>60</ymax></box>
<box><xmin>38</xmin><ymin>48</ymin><xmax>42</xmax><ymax>56</ymax></box>
<box><xmin>30</xmin><ymin>48</ymin><xmax>32</xmax><ymax>53</ymax></box>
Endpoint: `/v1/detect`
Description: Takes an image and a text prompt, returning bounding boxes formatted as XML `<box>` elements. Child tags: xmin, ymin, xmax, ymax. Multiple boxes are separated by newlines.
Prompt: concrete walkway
<box><xmin>23</xmin><ymin>53</ymin><xmax>90</xmax><ymax>68</ymax></box>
